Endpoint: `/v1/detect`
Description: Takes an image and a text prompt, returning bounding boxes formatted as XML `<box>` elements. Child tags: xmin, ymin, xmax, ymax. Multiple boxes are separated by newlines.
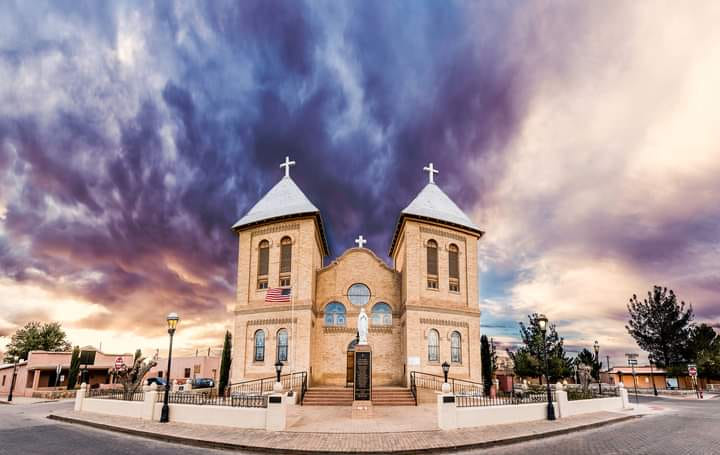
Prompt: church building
<box><xmin>230</xmin><ymin>158</ymin><xmax>484</xmax><ymax>388</ymax></box>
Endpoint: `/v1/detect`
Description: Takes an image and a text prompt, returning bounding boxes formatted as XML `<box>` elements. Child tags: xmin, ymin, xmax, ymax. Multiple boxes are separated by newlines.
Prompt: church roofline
<box><xmin>319</xmin><ymin>246</ymin><xmax>397</xmax><ymax>274</ymax></box>
<box><xmin>231</xmin><ymin>211</ymin><xmax>331</xmax><ymax>257</ymax></box>
<box><xmin>388</xmin><ymin>213</ymin><xmax>484</xmax><ymax>257</ymax></box>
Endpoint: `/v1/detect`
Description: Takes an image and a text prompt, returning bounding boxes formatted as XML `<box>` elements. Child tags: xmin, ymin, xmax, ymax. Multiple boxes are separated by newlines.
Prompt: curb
<box><xmin>47</xmin><ymin>413</ymin><xmax>640</xmax><ymax>454</ymax></box>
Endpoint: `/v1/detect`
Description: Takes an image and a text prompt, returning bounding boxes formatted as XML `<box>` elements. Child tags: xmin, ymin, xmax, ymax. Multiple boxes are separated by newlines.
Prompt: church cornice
<box><xmin>318</xmin><ymin>247</ymin><xmax>398</xmax><ymax>275</ymax></box>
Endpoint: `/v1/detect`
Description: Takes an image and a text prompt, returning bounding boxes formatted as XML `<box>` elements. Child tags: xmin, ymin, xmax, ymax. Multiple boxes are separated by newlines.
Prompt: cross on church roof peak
<box><xmin>423</xmin><ymin>162</ymin><xmax>439</xmax><ymax>184</ymax></box>
<box><xmin>354</xmin><ymin>235</ymin><xmax>367</xmax><ymax>248</ymax></box>
<box><xmin>280</xmin><ymin>156</ymin><xmax>296</xmax><ymax>178</ymax></box>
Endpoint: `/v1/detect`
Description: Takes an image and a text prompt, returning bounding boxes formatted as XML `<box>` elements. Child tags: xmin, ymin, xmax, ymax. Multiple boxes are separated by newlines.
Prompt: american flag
<box><xmin>265</xmin><ymin>287</ymin><xmax>291</xmax><ymax>303</ymax></box>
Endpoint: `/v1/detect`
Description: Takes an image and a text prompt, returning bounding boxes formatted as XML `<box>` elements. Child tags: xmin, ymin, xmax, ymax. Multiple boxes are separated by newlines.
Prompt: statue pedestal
<box><xmin>353</xmin><ymin>344</ymin><xmax>372</xmax><ymax>401</ymax></box>
<box><xmin>352</xmin><ymin>344</ymin><xmax>373</xmax><ymax>419</ymax></box>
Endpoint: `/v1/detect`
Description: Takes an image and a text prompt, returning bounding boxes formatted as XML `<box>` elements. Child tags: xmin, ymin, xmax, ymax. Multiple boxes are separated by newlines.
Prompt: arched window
<box><xmin>324</xmin><ymin>302</ymin><xmax>346</xmax><ymax>326</ymax></box>
<box><xmin>279</xmin><ymin>237</ymin><xmax>292</xmax><ymax>287</ymax></box>
<box><xmin>257</xmin><ymin>240</ymin><xmax>269</xmax><ymax>289</ymax></box>
<box><xmin>428</xmin><ymin>329</ymin><xmax>439</xmax><ymax>362</ymax></box>
<box><xmin>253</xmin><ymin>330</ymin><xmax>265</xmax><ymax>362</ymax></box>
<box><xmin>347</xmin><ymin>283</ymin><xmax>371</xmax><ymax>306</ymax></box>
<box><xmin>276</xmin><ymin>329</ymin><xmax>288</xmax><ymax>362</ymax></box>
<box><xmin>451</xmin><ymin>331</ymin><xmax>462</xmax><ymax>363</ymax></box>
<box><xmin>427</xmin><ymin>239</ymin><xmax>438</xmax><ymax>289</ymax></box>
<box><xmin>448</xmin><ymin>244</ymin><xmax>459</xmax><ymax>292</ymax></box>
<box><xmin>371</xmin><ymin>303</ymin><xmax>392</xmax><ymax>326</ymax></box>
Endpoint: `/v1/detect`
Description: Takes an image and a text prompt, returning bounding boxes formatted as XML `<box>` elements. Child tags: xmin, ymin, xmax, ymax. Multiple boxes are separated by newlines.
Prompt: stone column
<box><xmin>142</xmin><ymin>385</ymin><xmax>158</xmax><ymax>420</ymax></box>
<box><xmin>555</xmin><ymin>382</ymin><xmax>568</xmax><ymax>419</ymax></box>
<box><xmin>265</xmin><ymin>394</ymin><xmax>287</xmax><ymax>431</ymax></box>
<box><xmin>437</xmin><ymin>393</ymin><xmax>457</xmax><ymax>430</ymax></box>
<box><xmin>619</xmin><ymin>383</ymin><xmax>631</xmax><ymax>409</ymax></box>
<box><xmin>74</xmin><ymin>383</ymin><xmax>86</xmax><ymax>412</ymax></box>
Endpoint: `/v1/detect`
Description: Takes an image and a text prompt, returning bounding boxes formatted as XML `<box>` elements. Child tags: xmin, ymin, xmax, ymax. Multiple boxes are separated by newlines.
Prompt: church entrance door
<box><xmin>346</xmin><ymin>339</ymin><xmax>358</xmax><ymax>387</ymax></box>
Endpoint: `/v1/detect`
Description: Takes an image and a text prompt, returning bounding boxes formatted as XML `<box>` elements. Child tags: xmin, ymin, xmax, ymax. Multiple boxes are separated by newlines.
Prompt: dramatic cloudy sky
<box><xmin>1</xmin><ymin>1</ymin><xmax>718</xmax><ymax>363</ymax></box>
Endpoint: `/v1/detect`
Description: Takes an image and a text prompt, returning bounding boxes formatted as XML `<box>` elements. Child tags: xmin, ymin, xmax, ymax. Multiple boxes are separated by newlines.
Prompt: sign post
<box><xmin>625</xmin><ymin>353</ymin><xmax>639</xmax><ymax>404</ymax></box>
<box><xmin>688</xmin><ymin>363</ymin><xmax>700</xmax><ymax>398</ymax></box>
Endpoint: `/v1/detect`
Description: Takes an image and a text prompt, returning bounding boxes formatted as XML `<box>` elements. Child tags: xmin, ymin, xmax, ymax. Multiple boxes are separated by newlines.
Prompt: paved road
<box><xmin>0</xmin><ymin>400</ymin><xmax>230</xmax><ymax>455</ymax></box>
<box><xmin>1</xmin><ymin>396</ymin><xmax>718</xmax><ymax>454</ymax></box>
<box><xmin>461</xmin><ymin>395</ymin><xmax>720</xmax><ymax>455</ymax></box>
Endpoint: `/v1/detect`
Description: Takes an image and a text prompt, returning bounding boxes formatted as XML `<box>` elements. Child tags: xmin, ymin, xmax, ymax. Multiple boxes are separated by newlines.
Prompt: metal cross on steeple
<box><xmin>423</xmin><ymin>162</ymin><xmax>439</xmax><ymax>184</ymax></box>
<box><xmin>355</xmin><ymin>235</ymin><xmax>367</xmax><ymax>248</ymax></box>
<box><xmin>280</xmin><ymin>156</ymin><xmax>296</xmax><ymax>177</ymax></box>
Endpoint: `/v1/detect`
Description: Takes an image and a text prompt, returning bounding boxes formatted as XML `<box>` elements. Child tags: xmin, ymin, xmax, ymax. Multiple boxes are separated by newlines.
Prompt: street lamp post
<box><xmin>160</xmin><ymin>312</ymin><xmax>179</xmax><ymax>423</ymax></box>
<box><xmin>648</xmin><ymin>354</ymin><xmax>658</xmax><ymax>396</ymax></box>
<box><xmin>537</xmin><ymin>314</ymin><xmax>556</xmax><ymax>421</ymax></box>
<box><xmin>593</xmin><ymin>340</ymin><xmax>602</xmax><ymax>394</ymax></box>
<box><xmin>441</xmin><ymin>361</ymin><xmax>451</xmax><ymax>393</ymax></box>
<box><xmin>7</xmin><ymin>355</ymin><xmax>19</xmax><ymax>402</ymax></box>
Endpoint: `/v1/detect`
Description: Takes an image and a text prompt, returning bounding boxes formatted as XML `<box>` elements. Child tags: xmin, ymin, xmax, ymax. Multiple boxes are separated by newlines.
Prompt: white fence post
<box><xmin>619</xmin><ymin>384</ymin><xmax>631</xmax><ymax>409</ymax></box>
<box><xmin>437</xmin><ymin>393</ymin><xmax>457</xmax><ymax>430</ymax></box>
<box><xmin>266</xmin><ymin>394</ymin><xmax>286</xmax><ymax>431</ymax></box>
<box><xmin>555</xmin><ymin>382</ymin><xmax>568</xmax><ymax>419</ymax></box>
<box><xmin>74</xmin><ymin>383</ymin><xmax>87</xmax><ymax>412</ymax></box>
<box><xmin>142</xmin><ymin>385</ymin><xmax>158</xmax><ymax>420</ymax></box>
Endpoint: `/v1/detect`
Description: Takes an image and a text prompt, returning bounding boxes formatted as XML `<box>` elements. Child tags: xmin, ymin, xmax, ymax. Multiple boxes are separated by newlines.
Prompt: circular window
<box><xmin>347</xmin><ymin>283</ymin><xmax>371</xmax><ymax>306</ymax></box>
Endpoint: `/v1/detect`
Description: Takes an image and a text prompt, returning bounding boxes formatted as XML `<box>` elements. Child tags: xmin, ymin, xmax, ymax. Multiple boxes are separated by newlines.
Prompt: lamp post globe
<box><xmin>441</xmin><ymin>361</ymin><xmax>450</xmax><ymax>383</ymax></box>
<box><xmin>275</xmin><ymin>360</ymin><xmax>284</xmax><ymax>383</ymax></box>
<box><xmin>537</xmin><ymin>314</ymin><xmax>555</xmax><ymax>421</ymax></box>
<box><xmin>537</xmin><ymin>314</ymin><xmax>548</xmax><ymax>333</ymax></box>
<box><xmin>160</xmin><ymin>312</ymin><xmax>180</xmax><ymax>423</ymax></box>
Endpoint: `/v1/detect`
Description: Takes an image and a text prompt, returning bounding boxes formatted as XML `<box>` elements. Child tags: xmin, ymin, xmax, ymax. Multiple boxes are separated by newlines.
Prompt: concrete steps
<box><xmin>302</xmin><ymin>387</ymin><xmax>415</xmax><ymax>406</ymax></box>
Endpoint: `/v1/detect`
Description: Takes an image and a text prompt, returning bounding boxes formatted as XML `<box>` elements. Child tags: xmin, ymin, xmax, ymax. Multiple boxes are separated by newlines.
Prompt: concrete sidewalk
<box><xmin>48</xmin><ymin>409</ymin><xmax>639</xmax><ymax>453</ymax></box>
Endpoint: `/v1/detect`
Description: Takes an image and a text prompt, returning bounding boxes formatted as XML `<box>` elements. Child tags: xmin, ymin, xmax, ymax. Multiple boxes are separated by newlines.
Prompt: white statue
<box><xmin>358</xmin><ymin>308</ymin><xmax>369</xmax><ymax>345</ymax></box>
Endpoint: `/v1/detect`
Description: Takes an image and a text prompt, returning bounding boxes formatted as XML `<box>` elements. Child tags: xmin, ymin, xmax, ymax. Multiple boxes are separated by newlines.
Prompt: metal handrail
<box><xmin>410</xmin><ymin>372</ymin><xmax>418</xmax><ymax>406</ymax></box>
<box><xmin>227</xmin><ymin>371</ymin><xmax>307</xmax><ymax>399</ymax></box>
<box><xmin>410</xmin><ymin>371</ymin><xmax>485</xmax><ymax>396</ymax></box>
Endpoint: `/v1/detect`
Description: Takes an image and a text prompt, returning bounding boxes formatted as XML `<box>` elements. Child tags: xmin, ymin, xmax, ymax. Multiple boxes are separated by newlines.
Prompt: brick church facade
<box><xmin>230</xmin><ymin>159</ymin><xmax>484</xmax><ymax>387</ymax></box>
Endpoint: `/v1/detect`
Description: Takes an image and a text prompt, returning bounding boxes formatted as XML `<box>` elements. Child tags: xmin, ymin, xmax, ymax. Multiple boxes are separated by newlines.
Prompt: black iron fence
<box><xmin>567</xmin><ymin>387</ymin><xmax>619</xmax><ymax>401</ymax></box>
<box><xmin>86</xmin><ymin>389</ymin><xmax>144</xmax><ymax>401</ymax></box>
<box><xmin>456</xmin><ymin>392</ymin><xmax>550</xmax><ymax>407</ymax></box>
<box><xmin>160</xmin><ymin>391</ymin><xmax>267</xmax><ymax>408</ymax></box>
<box><xmin>410</xmin><ymin>371</ymin><xmax>484</xmax><ymax>396</ymax></box>
<box><xmin>227</xmin><ymin>371</ymin><xmax>307</xmax><ymax>404</ymax></box>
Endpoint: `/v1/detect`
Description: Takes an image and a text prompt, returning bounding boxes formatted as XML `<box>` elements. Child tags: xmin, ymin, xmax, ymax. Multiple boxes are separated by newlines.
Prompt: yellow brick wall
<box><xmin>231</xmin><ymin>215</ymin><xmax>482</xmax><ymax>387</ymax></box>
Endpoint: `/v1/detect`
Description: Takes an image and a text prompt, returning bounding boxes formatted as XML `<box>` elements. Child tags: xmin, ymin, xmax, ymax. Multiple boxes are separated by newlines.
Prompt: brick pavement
<box><xmin>48</xmin><ymin>409</ymin><xmax>634</xmax><ymax>453</ymax></box>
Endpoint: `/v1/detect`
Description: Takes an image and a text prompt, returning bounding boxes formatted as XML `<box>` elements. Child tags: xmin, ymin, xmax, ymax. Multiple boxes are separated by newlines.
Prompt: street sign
<box><xmin>628</xmin><ymin>359</ymin><xmax>638</xmax><ymax>366</ymax></box>
<box><xmin>114</xmin><ymin>356</ymin><xmax>125</xmax><ymax>370</ymax></box>
<box><xmin>688</xmin><ymin>364</ymin><xmax>698</xmax><ymax>377</ymax></box>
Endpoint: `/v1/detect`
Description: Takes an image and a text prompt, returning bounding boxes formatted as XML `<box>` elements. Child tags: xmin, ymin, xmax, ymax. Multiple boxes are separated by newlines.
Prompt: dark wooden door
<box><xmin>346</xmin><ymin>351</ymin><xmax>354</xmax><ymax>386</ymax></box>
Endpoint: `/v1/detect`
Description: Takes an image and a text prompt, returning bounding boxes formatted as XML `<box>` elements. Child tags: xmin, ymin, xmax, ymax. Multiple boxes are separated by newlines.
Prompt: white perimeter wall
<box><xmin>456</xmin><ymin>402</ymin><xmax>559</xmax><ymax>428</ymax></box>
<box><xmin>82</xmin><ymin>399</ymin><xmax>145</xmax><ymax>419</ymax></box>
<box><xmin>560</xmin><ymin>397</ymin><xmax>624</xmax><ymax>418</ymax></box>
<box><xmin>153</xmin><ymin>402</ymin><xmax>266</xmax><ymax>429</ymax></box>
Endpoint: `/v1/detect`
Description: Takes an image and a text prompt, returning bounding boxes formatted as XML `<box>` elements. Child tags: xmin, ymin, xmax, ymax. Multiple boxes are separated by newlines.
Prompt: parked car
<box><xmin>191</xmin><ymin>378</ymin><xmax>215</xmax><ymax>389</ymax></box>
<box><xmin>146</xmin><ymin>377</ymin><xmax>167</xmax><ymax>386</ymax></box>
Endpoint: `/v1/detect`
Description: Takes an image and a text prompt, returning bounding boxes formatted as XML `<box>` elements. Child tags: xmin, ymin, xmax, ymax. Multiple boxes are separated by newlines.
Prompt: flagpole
<box><xmin>291</xmin><ymin>285</ymin><xmax>295</xmax><ymax>374</ymax></box>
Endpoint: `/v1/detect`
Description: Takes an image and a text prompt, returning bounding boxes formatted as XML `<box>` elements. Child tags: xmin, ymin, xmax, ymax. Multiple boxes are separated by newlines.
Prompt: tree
<box><xmin>481</xmin><ymin>335</ymin><xmax>493</xmax><ymax>394</ymax></box>
<box><xmin>4</xmin><ymin>321</ymin><xmax>71</xmax><ymax>361</ymax></box>
<box><xmin>114</xmin><ymin>355</ymin><xmax>157</xmax><ymax>399</ymax></box>
<box><xmin>575</xmin><ymin>348</ymin><xmax>601</xmax><ymax>380</ymax></box>
<box><xmin>626</xmin><ymin>286</ymin><xmax>694</xmax><ymax>368</ymax></box>
<box><xmin>67</xmin><ymin>346</ymin><xmax>81</xmax><ymax>389</ymax></box>
<box><xmin>509</xmin><ymin>314</ymin><xmax>573</xmax><ymax>383</ymax></box>
<box><xmin>687</xmin><ymin>324</ymin><xmax>720</xmax><ymax>379</ymax></box>
<box><xmin>219</xmin><ymin>331</ymin><xmax>232</xmax><ymax>396</ymax></box>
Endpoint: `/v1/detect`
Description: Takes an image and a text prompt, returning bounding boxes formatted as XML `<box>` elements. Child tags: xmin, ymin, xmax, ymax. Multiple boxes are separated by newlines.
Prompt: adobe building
<box><xmin>147</xmin><ymin>354</ymin><xmax>221</xmax><ymax>384</ymax></box>
<box><xmin>0</xmin><ymin>347</ymin><xmax>133</xmax><ymax>398</ymax></box>
<box><xmin>230</xmin><ymin>158</ymin><xmax>484</xmax><ymax>387</ymax></box>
